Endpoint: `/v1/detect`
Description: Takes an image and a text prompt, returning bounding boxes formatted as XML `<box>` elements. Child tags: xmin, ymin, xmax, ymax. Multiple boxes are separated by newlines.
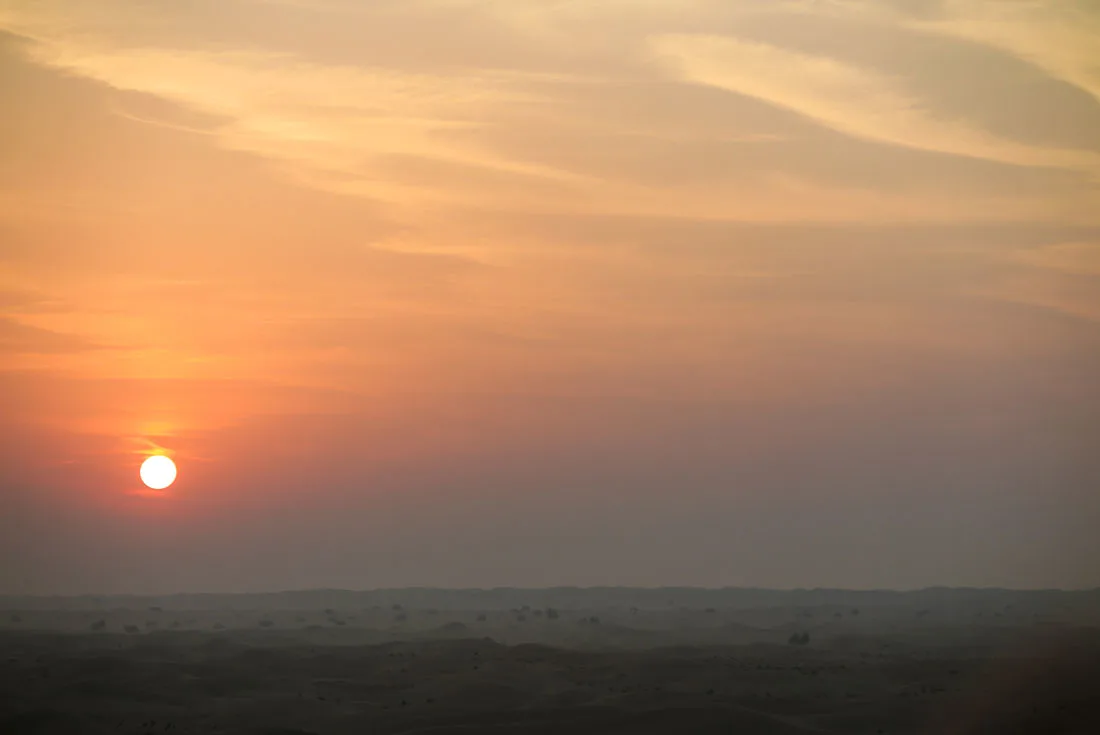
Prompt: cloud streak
<box><xmin>906</xmin><ymin>0</ymin><xmax>1100</xmax><ymax>105</ymax></box>
<box><xmin>1011</xmin><ymin>241</ymin><xmax>1100</xmax><ymax>277</ymax></box>
<box><xmin>3</xmin><ymin>0</ymin><xmax>1097</xmax><ymax>223</ymax></box>
<box><xmin>0</xmin><ymin>318</ymin><xmax>109</xmax><ymax>355</ymax></box>
<box><xmin>23</xmin><ymin>42</ymin><xmax>587</xmax><ymax>206</ymax></box>
<box><xmin>651</xmin><ymin>33</ymin><xmax>1100</xmax><ymax>173</ymax></box>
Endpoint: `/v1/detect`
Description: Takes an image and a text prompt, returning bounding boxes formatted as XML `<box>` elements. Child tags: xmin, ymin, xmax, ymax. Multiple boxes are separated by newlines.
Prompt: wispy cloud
<box><xmin>0</xmin><ymin>317</ymin><xmax>109</xmax><ymax>355</ymax></box>
<box><xmin>651</xmin><ymin>33</ymin><xmax>1100</xmax><ymax>173</ymax></box>
<box><xmin>906</xmin><ymin>0</ymin><xmax>1100</xmax><ymax>105</ymax></box>
<box><xmin>1010</xmin><ymin>241</ymin><xmax>1100</xmax><ymax>277</ymax></box>
<box><xmin>3</xmin><ymin>0</ymin><xmax>1098</xmax><ymax>223</ymax></box>
<box><xmin>21</xmin><ymin>42</ymin><xmax>586</xmax><ymax>206</ymax></box>
<box><xmin>974</xmin><ymin>276</ymin><xmax>1100</xmax><ymax>325</ymax></box>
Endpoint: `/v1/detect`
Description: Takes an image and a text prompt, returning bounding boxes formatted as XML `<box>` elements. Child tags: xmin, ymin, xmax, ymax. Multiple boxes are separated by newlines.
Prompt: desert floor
<box><xmin>2</xmin><ymin>588</ymin><xmax>1098</xmax><ymax>734</ymax></box>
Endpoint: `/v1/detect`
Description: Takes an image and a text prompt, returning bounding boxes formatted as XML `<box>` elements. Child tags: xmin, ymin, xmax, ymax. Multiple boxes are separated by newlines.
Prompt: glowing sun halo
<box><xmin>140</xmin><ymin>455</ymin><xmax>177</xmax><ymax>490</ymax></box>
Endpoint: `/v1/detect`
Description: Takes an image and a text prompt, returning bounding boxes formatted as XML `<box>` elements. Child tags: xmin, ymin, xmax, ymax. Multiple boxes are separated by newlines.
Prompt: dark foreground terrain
<box><xmin>2</xmin><ymin>588</ymin><xmax>1099</xmax><ymax>734</ymax></box>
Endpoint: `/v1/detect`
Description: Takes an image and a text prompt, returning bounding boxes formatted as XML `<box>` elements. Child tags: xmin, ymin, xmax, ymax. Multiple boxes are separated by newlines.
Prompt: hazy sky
<box><xmin>1</xmin><ymin>0</ymin><xmax>1098</xmax><ymax>594</ymax></box>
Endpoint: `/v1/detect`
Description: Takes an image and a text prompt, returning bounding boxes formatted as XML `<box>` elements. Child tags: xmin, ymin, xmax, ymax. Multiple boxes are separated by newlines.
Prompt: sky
<box><xmin>1</xmin><ymin>0</ymin><xmax>1098</xmax><ymax>595</ymax></box>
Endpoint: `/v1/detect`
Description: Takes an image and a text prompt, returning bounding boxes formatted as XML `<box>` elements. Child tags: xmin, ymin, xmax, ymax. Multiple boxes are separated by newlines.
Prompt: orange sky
<box><xmin>1</xmin><ymin>0</ymin><xmax>1098</xmax><ymax>594</ymax></box>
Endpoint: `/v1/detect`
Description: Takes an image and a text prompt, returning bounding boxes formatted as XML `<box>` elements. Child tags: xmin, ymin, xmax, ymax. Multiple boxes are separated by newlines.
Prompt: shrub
<box><xmin>788</xmin><ymin>632</ymin><xmax>810</xmax><ymax>646</ymax></box>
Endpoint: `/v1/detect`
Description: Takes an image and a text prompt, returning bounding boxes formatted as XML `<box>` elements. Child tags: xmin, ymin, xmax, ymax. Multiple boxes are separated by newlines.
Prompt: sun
<box><xmin>140</xmin><ymin>455</ymin><xmax>177</xmax><ymax>490</ymax></box>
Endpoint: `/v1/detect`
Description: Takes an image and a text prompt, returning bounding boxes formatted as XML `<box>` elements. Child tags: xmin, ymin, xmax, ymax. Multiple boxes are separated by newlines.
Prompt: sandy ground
<box><xmin>2</xmin><ymin>588</ymin><xmax>1098</xmax><ymax>734</ymax></box>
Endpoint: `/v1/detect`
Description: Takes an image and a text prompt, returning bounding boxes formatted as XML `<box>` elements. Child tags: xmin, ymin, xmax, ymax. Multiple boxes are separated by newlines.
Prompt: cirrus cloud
<box><xmin>651</xmin><ymin>33</ymin><xmax>1100</xmax><ymax>174</ymax></box>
